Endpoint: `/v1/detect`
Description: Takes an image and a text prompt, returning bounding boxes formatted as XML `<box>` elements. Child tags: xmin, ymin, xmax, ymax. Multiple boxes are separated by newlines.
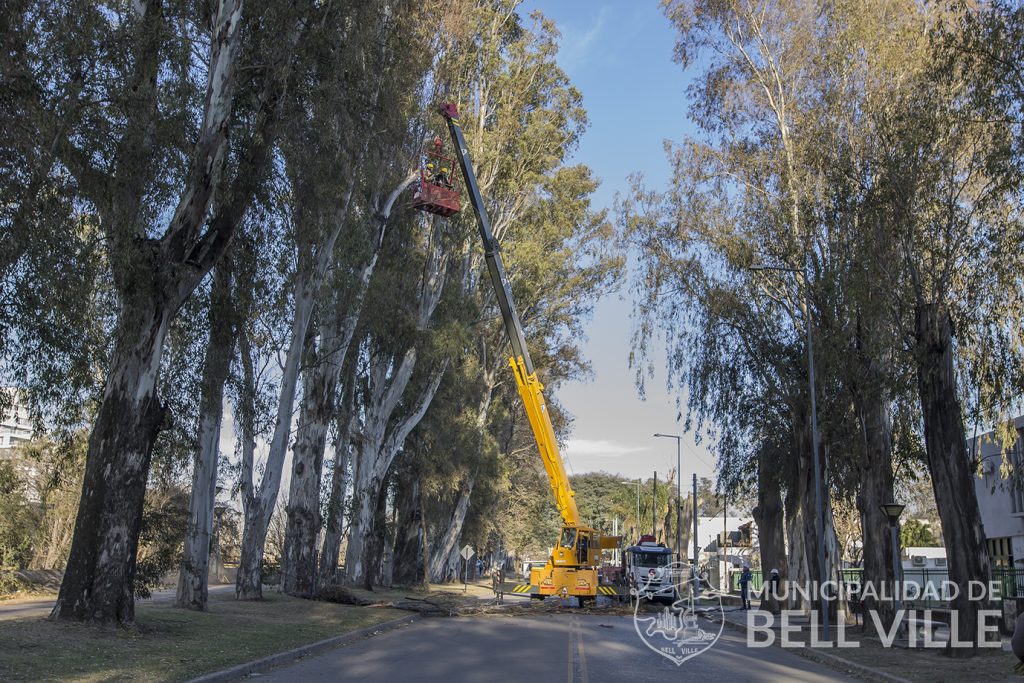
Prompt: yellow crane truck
<box><xmin>431</xmin><ymin>103</ymin><xmax>620</xmax><ymax>605</ymax></box>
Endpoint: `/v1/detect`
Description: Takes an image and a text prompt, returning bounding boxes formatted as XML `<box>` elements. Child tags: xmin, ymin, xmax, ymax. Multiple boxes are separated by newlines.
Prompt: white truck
<box><xmin>625</xmin><ymin>537</ymin><xmax>679</xmax><ymax>603</ymax></box>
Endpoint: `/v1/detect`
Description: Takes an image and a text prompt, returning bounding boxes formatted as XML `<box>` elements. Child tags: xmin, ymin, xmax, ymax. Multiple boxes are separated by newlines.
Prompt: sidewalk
<box><xmin>716</xmin><ymin>604</ymin><xmax>1019</xmax><ymax>682</ymax></box>
<box><xmin>0</xmin><ymin>583</ymin><xmax>236</xmax><ymax>620</ymax></box>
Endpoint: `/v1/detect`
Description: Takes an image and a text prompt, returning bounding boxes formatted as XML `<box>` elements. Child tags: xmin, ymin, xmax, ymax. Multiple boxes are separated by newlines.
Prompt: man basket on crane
<box><xmin>412</xmin><ymin>136</ymin><xmax>461</xmax><ymax>217</ymax></box>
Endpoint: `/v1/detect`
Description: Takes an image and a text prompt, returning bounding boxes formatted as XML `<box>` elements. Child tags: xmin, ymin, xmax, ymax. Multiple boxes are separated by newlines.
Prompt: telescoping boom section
<box><xmin>437</xmin><ymin>103</ymin><xmax>619</xmax><ymax>603</ymax></box>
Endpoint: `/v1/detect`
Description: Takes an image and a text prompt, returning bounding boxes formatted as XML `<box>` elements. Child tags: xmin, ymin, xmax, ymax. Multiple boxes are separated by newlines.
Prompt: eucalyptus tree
<box><xmin>852</xmin><ymin>2</ymin><xmax>1023</xmax><ymax>648</ymax></box>
<box><xmin>402</xmin><ymin>3</ymin><xmax>616</xmax><ymax>581</ymax></box>
<box><xmin>2</xmin><ymin>0</ymin><xmax>315</xmax><ymax>623</ymax></box>
<box><xmin>234</xmin><ymin>0</ymin><xmax>431</xmax><ymax>599</ymax></box>
<box><xmin>342</xmin><ymin>215</ymin><xmax>452</xmax><ymax>587</ymax></box>
<box><xmin>279</xmin><ymin>46</ymin><xmax>429</xmax><ymax>597</ymax></box>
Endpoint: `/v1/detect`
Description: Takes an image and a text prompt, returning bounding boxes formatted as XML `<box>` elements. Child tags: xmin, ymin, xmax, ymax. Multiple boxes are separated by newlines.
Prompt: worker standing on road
<box><xmin>739</xmin><ymin>566</ymin><xmax>752</xmax><ymax>610</ymax></box>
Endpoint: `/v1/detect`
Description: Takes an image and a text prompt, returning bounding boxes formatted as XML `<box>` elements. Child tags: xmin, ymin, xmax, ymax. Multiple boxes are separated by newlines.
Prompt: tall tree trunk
<box><xmin>51</xmin><ymin>299</ymin><xmax>171</xmax><ymax>623</ymax></box>
<box><xmin>853</xmin><ymin>390</ymin><xmax>896</xmax><ymax>629</ymax></box>
<box><xmin>753</xmin><ymin>447</ymin><xmax>786</xmax><ymax>613</ymax></box>
<box><xmin>391</xmin><ymin>477</ymin><xmax>425</xmax><ymax>586</ymax></box>
<box><xmin>361</xmin><ymin>469</ymin><xmax>393</xmax><ymax>590</ymax></box>
<box><xmin>915</xmin><ymin>303</ymin><xmax>990</xmax><ymax>654</ymax></box>
<box><xmin>235</xmin><ymin>276</ymin><xmax>314</xmax><ymax>600</ymax></box>
<box><xmin>344</xmin><ymin>440</ymin><xmax>383</xmax><ymax>586</ymax></box>
<box><xmin>317</xmin><ymin>352</ymin><xmax>358</xmax><ymax>587</ymax></box>
<box><xmin>784</xmin><ymin>441</ymin><xmax>810</xmax><ymax>611</ymax></box>
<box><xmin>429</xmin><ymin>472</ymin><xmax>476</xmax><ymax>582</ymax></box>
<box><xmin>281</xmin><ymin>330</ymin><xmax>328</xmax><ymax>596</ymax></box>
<box><xmin>177</xmin><ymin>264</ymin><xmax>236</xmax><ymax>610</ymax></box>
<box><xmin>235</xmin><ymin>175</ymin><xmax>360</xmax><ymax>599</ymax></box>
<box><xmin>236</xmin><ymin>497</ymin><xmax>272</xmax><ymax>600</ymax></box>
<box><xmin>50</xmin><ymin>0</ymin><xmax>246</xmax><ymax>624</ymax></box>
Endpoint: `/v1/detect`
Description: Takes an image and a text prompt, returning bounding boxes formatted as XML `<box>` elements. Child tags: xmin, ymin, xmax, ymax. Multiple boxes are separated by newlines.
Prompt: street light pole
<box><xmin>881</xmin><ymin>503</ymin><xmax>905</xmax><ymax>614</ymax></box>
<box><xmin>751</xmin><ymin>262</ymin><xmax>830</xmax><ymax>641</ymax></box>
<box><xmin>654</xmin><ymin>433</ymin><xmax>683</xmax><ymax>563</ymax></box>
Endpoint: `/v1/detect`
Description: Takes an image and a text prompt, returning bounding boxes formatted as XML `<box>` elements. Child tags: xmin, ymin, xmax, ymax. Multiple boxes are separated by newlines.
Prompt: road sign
<box><xmin>460</xmin><ymin>544</ymin><xmax>475</xmax><ymax>561</ymax></box>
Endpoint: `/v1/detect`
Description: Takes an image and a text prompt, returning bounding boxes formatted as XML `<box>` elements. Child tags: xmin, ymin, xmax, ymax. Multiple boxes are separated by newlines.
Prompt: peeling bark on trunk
<box><xmin>853</xmin><ymin>390</ymin><xmax>896</xmax><ymax>629</ymax></box>
<box><xmin>915</xmin><ymin>303</ymin><xmax>990</xmax><ymax>654</ymax></box>
<box><xmin>391</xmin><ymin>478</ymin><xmax>425</xmax><ymax>587</ymax></box>
<box><xmin>753</xmin><ymin>448</ymin><xmax>786</xmax><ymax>613</ymax></box>
<box><xmin>51</xmin><ymin>302</ymin><xmax>170</xmax><ymax>623</ymax></box>
<box><xmin>51</xmin><ymin>0</ymin><xmax>246</xmax><ymax>625</ymax></box>
<box><xmin>283</xmin><ymin>178</ymin><xmax>410</xmax><ymax>595</ymax></box>
<box><xmin>344</xmin><ymin>362</ymin><xmax>445</xmax><ymax>585</ymax></box>
<box><xmin>177</xmin><ymin>264</ymin><xmax>236</xmax><ymax>610</ymax></box>
<box><xmin>362</xmin><ymin>470</ymin><xmax>392</xmax><ymax>590</ymax></box>
<box><xmin>236</xmin><ymin>182</ymin><xmax>358</xmax><ymax>600</ymax></box>
<box><xmin>784</xmin><ymin>458</ymin><xmax>810</xmax><ymax>611</ymax></box>
<box><xmin>236</xmin><ymin>497</ymin><xmax>270</xmax><ymax>600</ymax></box>
<box><xmin>318</xmin><ymin>354</ymin><xmax>358</xmax><ymax>587</ymax></box>
<box><xmin>235</xmin><ymin>275</ymin><xmax>314</xmax><ymax>600</ymax></box>
<box><xmin>429</xmin><ymin>472</ymin><xmax>476</xmax><ymax>582</ymax></box>
<box><xmin>345</xmin><ymin>222</ymin><xmax>449</xmax><ymax>586</ymax></box>
<box><xmin>281</xmin><ymin>331</ymin><xmax>328</xmax><ymax>596</ymax></box>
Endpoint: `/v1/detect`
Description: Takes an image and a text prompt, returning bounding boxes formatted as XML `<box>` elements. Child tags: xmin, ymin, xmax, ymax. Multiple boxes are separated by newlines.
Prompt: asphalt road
<box><xmin>258</xmin><ymin>613</ymin><xmax>857</xmax><ymax>683</ymax></box>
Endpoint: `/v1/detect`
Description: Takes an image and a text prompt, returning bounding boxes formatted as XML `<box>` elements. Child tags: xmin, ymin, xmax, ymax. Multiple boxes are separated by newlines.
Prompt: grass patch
<box><xmin>809</xmin><ymin>637</ymin><xmax>1020</xmax><ymax>682</ymax></box>
<box><xmin>0</xmin><ymin>591</ymin><xmax>402</xmax><ymax>682</ymax></box>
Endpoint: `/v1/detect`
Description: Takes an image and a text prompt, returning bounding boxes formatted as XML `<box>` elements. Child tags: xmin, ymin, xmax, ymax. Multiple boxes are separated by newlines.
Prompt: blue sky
<box><xmin>518</xmin><ymin>1</ymin><xmax>719</xmax><ymax>483</ymax></box>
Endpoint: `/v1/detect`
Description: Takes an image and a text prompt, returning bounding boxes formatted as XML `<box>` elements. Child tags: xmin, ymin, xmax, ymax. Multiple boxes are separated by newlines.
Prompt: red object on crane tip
<box><xmin>439</xmin><ymin>103</ymin><xmax>459</xmax><ymax>119</ymax></box>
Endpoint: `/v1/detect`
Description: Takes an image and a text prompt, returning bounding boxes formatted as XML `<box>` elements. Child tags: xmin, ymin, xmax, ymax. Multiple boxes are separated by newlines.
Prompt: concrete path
<box><xmin>0</xmin><ymin>583</ymin><xmax>236</xmax><ymax>620</ymax></box>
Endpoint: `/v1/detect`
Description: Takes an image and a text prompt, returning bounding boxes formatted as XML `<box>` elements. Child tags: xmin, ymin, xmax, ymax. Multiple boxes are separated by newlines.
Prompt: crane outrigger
<box><xmin>424</xmin><ymin>103</ymin><xmax>620</xmax><ymax>604</ymax></box>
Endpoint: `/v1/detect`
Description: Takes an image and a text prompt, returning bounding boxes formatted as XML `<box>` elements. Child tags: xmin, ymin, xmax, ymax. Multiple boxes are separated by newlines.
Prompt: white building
<box><xmin>970</xmin><ymin>415</ymin><xmax>1024</xmax><ymax>570</ymax></box>
<box><xmin>695</xmin><ymin>516</ymin><xmax>756</xmax><ymax>590</ymax></box>
<box><xmin>902</xmin><ymin>545</ymin><xmax>947</xmax><ymax>571</ymax></box>
<box><xmin>0</xmin><ymin>389</ymin><xmax>32</xmax><ymax>455</ymax></box>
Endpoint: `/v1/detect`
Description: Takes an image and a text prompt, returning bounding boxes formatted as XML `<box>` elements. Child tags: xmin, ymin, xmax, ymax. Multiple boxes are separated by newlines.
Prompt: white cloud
<box><xmin>564</xmin><ymin>438</ymin><xmax>650</xmax><ymax>459</ymax></box>
<box><xmin>558</xmin><ymin>7</ymin><xmax>608</xmax><ymax>72</ymax></box>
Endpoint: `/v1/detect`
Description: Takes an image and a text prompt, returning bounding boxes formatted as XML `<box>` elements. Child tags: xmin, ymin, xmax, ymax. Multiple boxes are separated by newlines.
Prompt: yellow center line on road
<box><xmin>567</xmin><ymin>617</ymin><xmax>574</xmax><ymax>683</ymax></box>
<box><xmin>565</xmin><ymin>615</ymin><xmax>589</xmax><ymax>683</ymax></box>
<box><xmin>576</xmin><ymin>615</ymin><xmax>589</xmax><ymax>683</ymax></box>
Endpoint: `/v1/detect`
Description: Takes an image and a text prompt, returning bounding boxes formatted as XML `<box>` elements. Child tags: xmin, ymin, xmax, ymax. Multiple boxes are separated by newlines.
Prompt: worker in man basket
<box><xmin>436</xmin><ymin>166</ymin><xmax>453</xmax><ymax>189</ymax></box>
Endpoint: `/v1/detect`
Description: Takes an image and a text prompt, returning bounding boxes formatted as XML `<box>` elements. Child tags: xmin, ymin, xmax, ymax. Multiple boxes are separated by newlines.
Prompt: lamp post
<box><xmin>654</xmin><ymin>433</ymin><xmax>683</xmax><ymax>563</ymax></box>
<box><xmin>750</xmin><ymin>262</ymin><xmax>829</xmax><ymax>640</ymax></box>
<box><xmin>880</xmin><ymin>502</ymin><xmax>905</xmax><ymax>613</ymax></box>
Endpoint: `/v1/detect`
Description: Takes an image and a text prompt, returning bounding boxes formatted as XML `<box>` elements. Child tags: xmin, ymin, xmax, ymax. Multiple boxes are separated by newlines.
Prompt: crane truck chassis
<box><xmin>434</xmin><ymin>103</ymin><xmax>621</xmax><ymax>604</ymax></box>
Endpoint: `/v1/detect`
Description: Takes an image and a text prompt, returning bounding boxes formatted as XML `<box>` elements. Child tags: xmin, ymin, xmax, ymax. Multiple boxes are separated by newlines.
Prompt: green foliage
<box><xmin>901</xmin><ymin>519</ymin><xmax>940</xmax><ymax>548</ymax></box>
<box><xmin>0</xmin><ymin>461</ymin><xmax>39</xmax><ymax>570</ymax></box>
<box><xmin>134</xmin><ymin>486</ymin><xmax>190</xmax><ymax>598</ymax></box>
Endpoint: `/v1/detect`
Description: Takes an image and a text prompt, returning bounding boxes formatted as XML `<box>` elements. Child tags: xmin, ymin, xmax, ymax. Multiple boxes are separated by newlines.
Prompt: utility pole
<box><xmin>653</xmin><ymin>433</ymin><xmax>683</xmax><ymax>561</ymax></box>
<box><xmin>652</xmin><ymin>471</ymin><xmax>658</xmax><ymax>538</ymax></box>
<box><xmin>750</xmin><ymin>262</ymin><xmax>829</xmax><ymax>640</ymax></box>
<box><xmin>692</xmin><ymin>474</ymin><xmax>699</xmax><ymax>566</ymax></box>
<box><xmin>723</xmin><ymin>494</ymin><xmax>728</xmax><ymax>591</ymax></box>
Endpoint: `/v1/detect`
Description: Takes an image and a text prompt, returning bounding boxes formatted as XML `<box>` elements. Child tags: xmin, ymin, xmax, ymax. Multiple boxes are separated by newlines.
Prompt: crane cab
<box><xmin>412</xmin><ymin>137</ymin><xmax>461</xmax><ymax>217</ymax></box>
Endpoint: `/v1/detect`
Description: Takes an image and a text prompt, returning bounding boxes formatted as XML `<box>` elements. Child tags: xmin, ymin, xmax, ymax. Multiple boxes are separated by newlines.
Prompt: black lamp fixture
<box><xmin>879</xmin><ymin>502</ymin><xmax>905</xmax><ymax>522</ymax></box>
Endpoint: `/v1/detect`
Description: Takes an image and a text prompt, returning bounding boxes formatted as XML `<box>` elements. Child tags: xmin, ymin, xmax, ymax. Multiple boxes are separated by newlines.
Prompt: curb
<box><xmin>716</xmin><ymin>611</ymin><xmax>913</xmax><ymax>683</ymax></box>
<box><xmin>186</xmin><ymin>614</ymin><xmax>419</xmax><ymax>683</ymax></box>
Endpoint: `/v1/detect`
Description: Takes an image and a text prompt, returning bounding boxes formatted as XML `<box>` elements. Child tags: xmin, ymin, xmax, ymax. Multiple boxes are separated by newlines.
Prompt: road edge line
<box><xmin>186</xmin><ymin>614</ymin><xmax>419</xmax><ymax>683</ymax></box>
<box><xmin>716</xmin><ymin>611</ymin><xmax>913</xmax><ymax>683</ymax></box>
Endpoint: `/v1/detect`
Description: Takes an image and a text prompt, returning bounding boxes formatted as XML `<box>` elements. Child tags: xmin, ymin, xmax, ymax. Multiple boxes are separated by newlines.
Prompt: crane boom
<box><xmin>438</xmin><ymin>103</ymin><xmax>580</xmax><ymax>528</ymax></box>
